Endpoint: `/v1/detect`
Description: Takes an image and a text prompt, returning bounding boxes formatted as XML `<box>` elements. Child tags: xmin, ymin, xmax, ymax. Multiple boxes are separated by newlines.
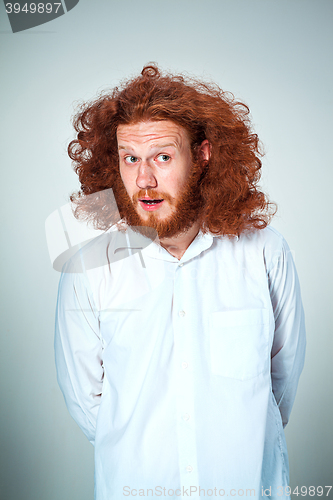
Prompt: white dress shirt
<box><xmin>55</xmin><ymin>225</ymin><xmax>306</xmax><ymax>500</ymax></box>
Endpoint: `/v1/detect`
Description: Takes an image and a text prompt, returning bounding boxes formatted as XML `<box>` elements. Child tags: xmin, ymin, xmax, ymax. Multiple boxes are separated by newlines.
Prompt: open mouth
<box><xmin>138</xmin><ymin>198</ymin><xmax>164</xmax><ymax>211</ymax></box>
<box><xmin>140</xmin><ymin>199</ymin><xmax>164</xmax><ymax>205</ymax></box>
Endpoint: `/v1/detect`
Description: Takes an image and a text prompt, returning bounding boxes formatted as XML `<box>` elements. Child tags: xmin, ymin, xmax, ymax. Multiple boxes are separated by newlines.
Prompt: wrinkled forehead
<box><xmin>116</xmin><ymin>119</ymin><xmax>190</xmax><ymax>150</ymax></box>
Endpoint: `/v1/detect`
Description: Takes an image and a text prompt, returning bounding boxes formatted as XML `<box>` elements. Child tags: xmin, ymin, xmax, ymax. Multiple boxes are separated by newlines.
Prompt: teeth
<box><xmin>142</xmin><ymin>199</ymin><xmax>163</xmax><ymax>205</ymax></box>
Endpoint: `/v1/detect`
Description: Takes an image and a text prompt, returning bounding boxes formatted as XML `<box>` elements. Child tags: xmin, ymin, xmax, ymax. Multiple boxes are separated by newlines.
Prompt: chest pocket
<box><xmin>209</xmin><ymin>308</ymin><xmax>269</xmax><ymax>380</ymax></box>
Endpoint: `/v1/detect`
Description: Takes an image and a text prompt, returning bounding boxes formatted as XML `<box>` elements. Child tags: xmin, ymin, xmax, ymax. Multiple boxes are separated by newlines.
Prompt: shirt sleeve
<box><xmin>267</xmin><ymin>233</ymin><xmax>306</xmax><ymax>428</ymax></box>
<box><xmin>54</xmin><ymin>264</ymin><xmax>104</xmax><ymax>445</ymax></box>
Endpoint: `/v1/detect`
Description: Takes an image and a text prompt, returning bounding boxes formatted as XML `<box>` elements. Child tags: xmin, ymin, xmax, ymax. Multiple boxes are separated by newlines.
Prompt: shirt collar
<box><xmin>137</xmin><ymin>228</ymin><xmax>214</xmax><ymax>263</ymax></box>
<box><xmin>106</xmin><ymin>222</ymin><xmax>215</xmax><ymax>263</ymax></box>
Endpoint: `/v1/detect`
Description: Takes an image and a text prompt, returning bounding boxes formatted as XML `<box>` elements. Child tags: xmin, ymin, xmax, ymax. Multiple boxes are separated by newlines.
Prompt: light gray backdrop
<box><xmin>1</xmin><ymin>1</ymin><xmax>332</xmax><ymax>499</ymax></box>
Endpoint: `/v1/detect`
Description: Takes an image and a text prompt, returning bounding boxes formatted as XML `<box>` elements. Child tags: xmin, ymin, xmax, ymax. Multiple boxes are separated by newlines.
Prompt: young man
<box><xmin>55</xmin><ymin>65</ymin><xmax>306</xmax><ymax>500</ymax></box>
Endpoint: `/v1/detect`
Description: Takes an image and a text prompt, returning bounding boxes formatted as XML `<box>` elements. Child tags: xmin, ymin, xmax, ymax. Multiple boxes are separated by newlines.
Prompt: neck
<box><xmin>158</xmin><ymin>222</ymin><xmax>200</xmax><ymax>260</ymax></box>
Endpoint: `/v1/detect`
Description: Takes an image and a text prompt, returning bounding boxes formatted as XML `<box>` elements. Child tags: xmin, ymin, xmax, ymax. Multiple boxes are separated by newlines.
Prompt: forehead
<box><xmin>116</xmin><ymin>120</ymin><xmax>190</xmax><ymax>149</ymax></box>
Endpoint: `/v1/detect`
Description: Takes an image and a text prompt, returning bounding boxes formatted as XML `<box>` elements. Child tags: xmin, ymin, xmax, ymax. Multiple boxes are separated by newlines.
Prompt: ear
<box><xmin>199</xmin><ymin>139</ymin><xmax>211</xmax><ymax>164</ymax></box>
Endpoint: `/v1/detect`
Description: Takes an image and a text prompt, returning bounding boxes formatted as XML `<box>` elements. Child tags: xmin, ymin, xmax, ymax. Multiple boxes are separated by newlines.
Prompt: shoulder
<box><xmin>239</xmin><ymin>225</ymin><xmax>287</xmax><ymax>248</ymax></box>
<box><xmin>213</xmin><ymin>225</ymin><xmax>287</xmax><ymax>252</ymax></box>
<box><xmin>60</xmin><ymin>224</ymin><xmax>121</xmax><ymax>274</ymax></box>
<box><xmin>60</xmin><ymin>223</ymin><xmax>156</xmax><ymax>282</ymax></box>
<box><xmin>236</xmin><ymin>226</ymin><xmax>291</xmax><ymax>273</ymax></box>
<box><xmin>57</xmin><ymin>227</ymin><xmax>121</xmax><ymax>306</ymax></box>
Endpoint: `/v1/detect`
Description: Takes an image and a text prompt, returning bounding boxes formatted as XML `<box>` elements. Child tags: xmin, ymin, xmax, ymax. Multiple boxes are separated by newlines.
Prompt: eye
<box><xmin>124</xmin><ymin>155</ymin><xmax>138</xmax><ymax>165</ymax></box>
<box><xmin>156</xmin><ymin>154</ymin><xmax>171</xmax><ymax>162</ymax></box>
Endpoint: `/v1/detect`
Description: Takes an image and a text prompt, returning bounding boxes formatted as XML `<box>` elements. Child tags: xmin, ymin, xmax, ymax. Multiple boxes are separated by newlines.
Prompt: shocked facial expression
<box><xmin>117</xmin><ymin>120</ymin><xmax>209</xmax><ymax>238</ymax></box>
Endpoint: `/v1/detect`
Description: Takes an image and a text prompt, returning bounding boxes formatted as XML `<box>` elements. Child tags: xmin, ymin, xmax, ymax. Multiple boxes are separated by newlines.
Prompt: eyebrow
<box><xmin>151</xmin><ymin>143</ymin><xmax>178</xmax><ymax>149</ymax></box>
<box><xmin>118</xmin><ymin>142</ymin><xmax>179</xmax><ymax>151</ymax></box>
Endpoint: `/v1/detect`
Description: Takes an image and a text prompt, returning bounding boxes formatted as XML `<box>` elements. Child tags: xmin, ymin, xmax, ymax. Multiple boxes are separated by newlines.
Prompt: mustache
<box><xmin>132</xmin><ymin>189</ymin><xmax>174</xmax><ymax>204</ymax></box>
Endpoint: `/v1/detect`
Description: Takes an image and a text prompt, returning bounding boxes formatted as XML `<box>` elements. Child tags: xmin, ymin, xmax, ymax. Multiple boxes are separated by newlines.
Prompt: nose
<box><xmin>136</xmin><ymin>161</ymin><xmax>157</xmax><ymax>190</ymax></box>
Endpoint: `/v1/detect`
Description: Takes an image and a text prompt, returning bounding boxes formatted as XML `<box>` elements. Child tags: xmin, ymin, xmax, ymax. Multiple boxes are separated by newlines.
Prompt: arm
<box><xmin>55</xmin><ymin>266</ymin><xmax>103</xmax><ymax>444</ymax></box>
<box><xmin>267</xmin><ymin>234</ymin><xmax>306</xmax><ymax>428</ymax></box>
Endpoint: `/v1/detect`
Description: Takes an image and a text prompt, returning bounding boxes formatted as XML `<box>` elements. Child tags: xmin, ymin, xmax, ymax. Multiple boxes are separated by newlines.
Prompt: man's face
<box><xmin>116</xmin><ymin>120</ymin><xmax>208</xmax><ymax>238</ymax></box>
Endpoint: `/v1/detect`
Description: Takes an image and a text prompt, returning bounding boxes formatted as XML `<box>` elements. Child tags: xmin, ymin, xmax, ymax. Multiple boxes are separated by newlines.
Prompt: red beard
<box><xmin>113</xmin><ymin>164</ymin><xmax>204</xmax><ymax>239</ymax></box>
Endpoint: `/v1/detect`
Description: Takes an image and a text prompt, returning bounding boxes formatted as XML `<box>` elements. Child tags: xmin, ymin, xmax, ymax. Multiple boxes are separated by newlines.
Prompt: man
<box><xmin>55</xmin><ymin>65</ymin><xmax>306</xmax><ymax>500</ymax></box>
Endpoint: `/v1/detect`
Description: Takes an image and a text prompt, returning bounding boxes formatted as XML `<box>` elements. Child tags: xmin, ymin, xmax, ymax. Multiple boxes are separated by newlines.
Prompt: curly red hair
<box><xmin>69</xmin><ymin>64</ymin><xmax>275</xmax><ymax>236</ymax></box>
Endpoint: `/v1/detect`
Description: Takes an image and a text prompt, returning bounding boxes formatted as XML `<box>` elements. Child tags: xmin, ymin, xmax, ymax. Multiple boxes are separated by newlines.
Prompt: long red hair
<box><xmin>69</xmin><ymin>64</ymin><xmax>276</xmax><ymax>236</ymax></box>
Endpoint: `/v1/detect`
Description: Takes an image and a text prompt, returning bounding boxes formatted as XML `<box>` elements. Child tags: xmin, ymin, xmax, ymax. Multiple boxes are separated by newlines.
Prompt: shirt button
<box><xmin>178</xmin><ymin>263</ymin><xmax>184</xmax><ymax>267</ymax></box>
<box><xmin>186</xmin><ymin>465</ymin><xmax>193</xmax><ymax>473</ymax></box>
<box><xmin>179</xmin><ymin>310</ymin><xmax>186</xmax><ymax>317</ymax></box>
<box><xmin>183</xmin><ymin>413</ymin><xmax>190</xmax><ymax>421</ymax></box>
<box><xmin>182</xmin><ymin>362</ymin><xmax>189</xmax><ymax>369</ymax></box>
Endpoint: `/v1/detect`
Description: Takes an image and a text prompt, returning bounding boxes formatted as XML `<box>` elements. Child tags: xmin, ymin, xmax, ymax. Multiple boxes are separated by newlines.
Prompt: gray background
<box><xmin>0</xmin><ymin>1</ymin><xmax>332</xmax><ymax>499</ymax></box>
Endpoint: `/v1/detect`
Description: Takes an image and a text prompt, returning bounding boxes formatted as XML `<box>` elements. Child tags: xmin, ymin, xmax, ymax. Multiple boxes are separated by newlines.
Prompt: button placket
<box><xmin>173</xmin><ymin>263</ymin><xmax>200</xmax><ymax>496</ymax></box>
